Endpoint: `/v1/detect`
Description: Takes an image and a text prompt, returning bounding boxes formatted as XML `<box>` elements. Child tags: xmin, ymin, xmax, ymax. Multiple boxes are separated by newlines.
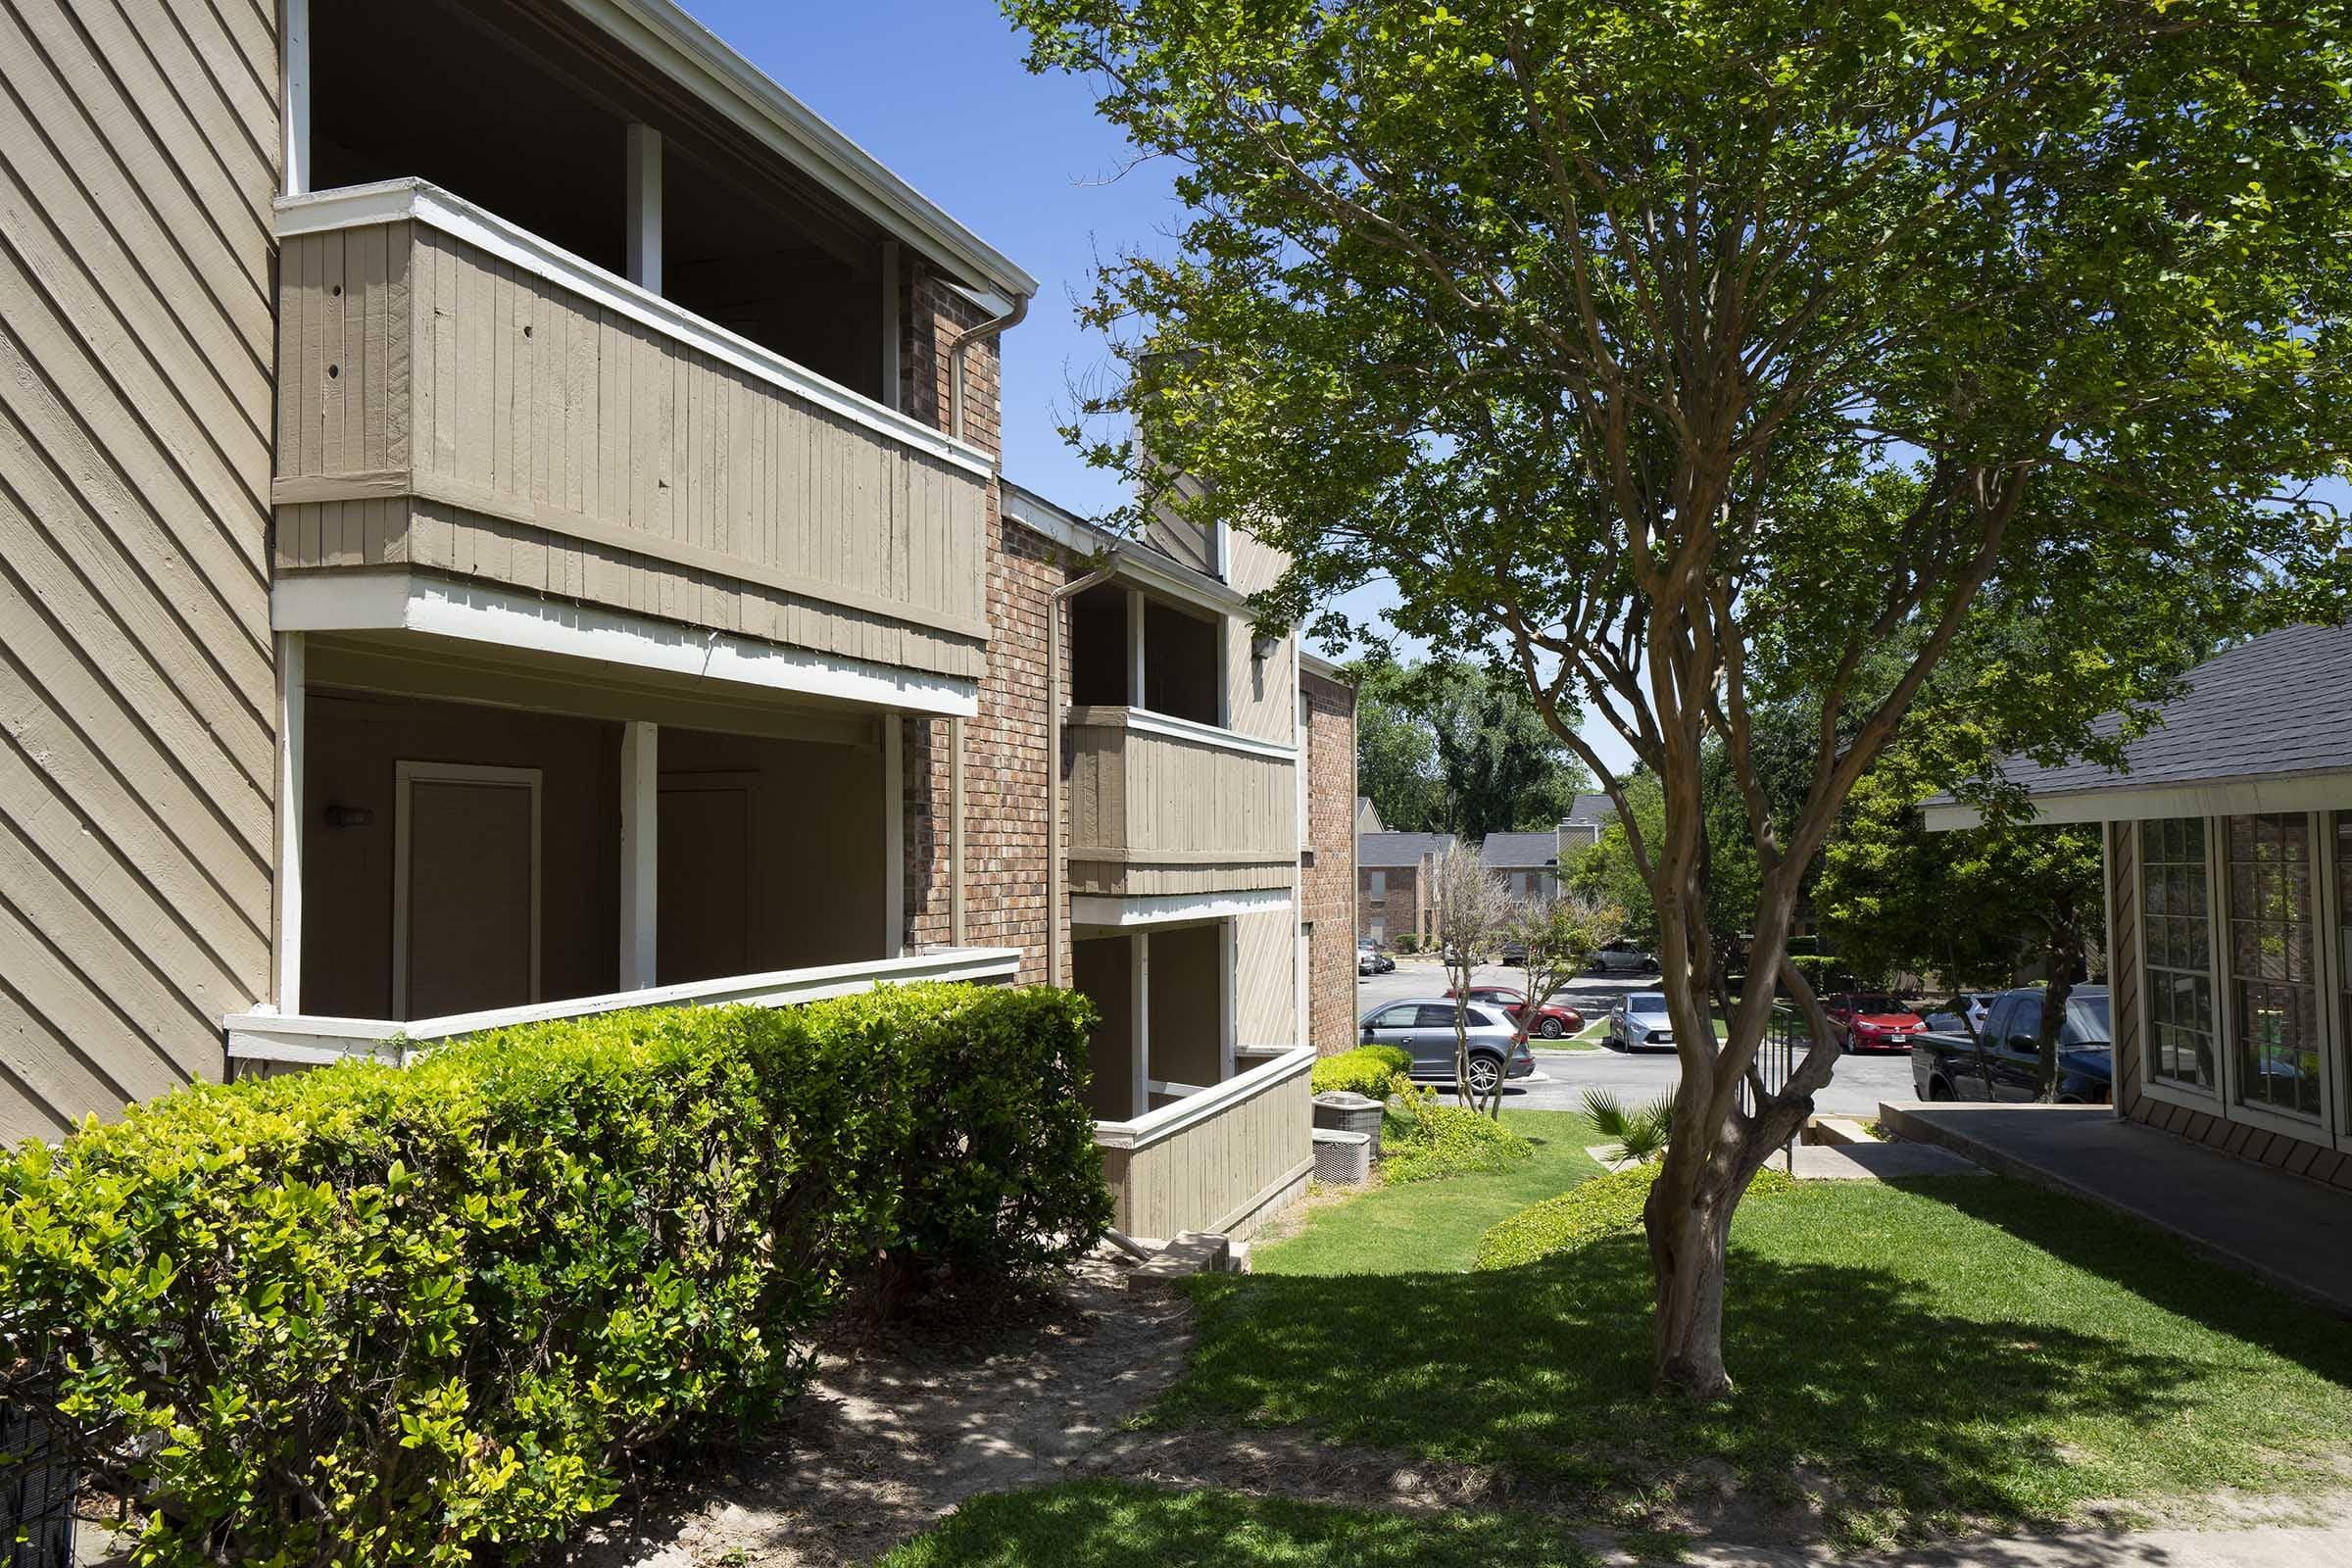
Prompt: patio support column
<box><xmin>884</xmin><ymin>718</ymin><xmax>905</xmax><ymax>957</ymax></box>
<box><xmin>281</xmin><ymin>0</ymin><xmax>311</xmax><ymax>198</ymax></box>
<box><xmin>1132</xmin><ymin>929</ymin><xmax>1152</xmax><ymax>1117</ymax></box>
<box><xmin>625</xmin><ymin>123</ymin><xmax>662</xmax><ymax>293</ymax></box>
<box><xmin>1223</xmin><ymin>917</ymin><xmax>1239</xmax><ymax>1080</ymax></box>
<box><xmin>618</xmin><ymin>721</ymin><xmax>658</xmax><ymax>989</ymax></box>
<box><xmin>949</xmin><ymin>716</ymin><xmax>965</xmax><ymax>946</ymax></box>
<box><xmin>273</xmin><ymin>632</ymin><xmax>306</xmax><ymax>1014</ymax></box>
<box><xmin>1127</xmin><ymin>587</ymin><xmax>1147</xmax><ymax>709</ymax></box>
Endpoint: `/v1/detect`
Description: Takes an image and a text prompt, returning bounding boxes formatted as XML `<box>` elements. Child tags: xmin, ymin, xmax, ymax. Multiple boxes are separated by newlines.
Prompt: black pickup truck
<box><xmin>1910</xmin><ymin>985</ymin><xmax>2113</xmax><ymax>1104</ymax></box>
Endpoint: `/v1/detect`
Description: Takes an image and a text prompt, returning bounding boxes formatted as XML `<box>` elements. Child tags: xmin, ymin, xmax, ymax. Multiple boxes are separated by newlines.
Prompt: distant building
<box><xmin>1356</xmin><ymin>796</ymin><xmax>1385</xmax><ymax>835</ymax></box>
<box><xmin>1482</xmin><ymin>832</ymin><xmax>1563</xmax><ymax>904</ymax></box>
<box><xmin>1357</xmin><ymin>832</ymin><xmax>1456</xmax><ymax>944</ymax></box>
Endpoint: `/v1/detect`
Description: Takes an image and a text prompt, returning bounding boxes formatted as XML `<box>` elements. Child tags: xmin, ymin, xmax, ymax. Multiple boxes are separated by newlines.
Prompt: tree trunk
<box><xmin>1644</xmin><ymin>1152</ymin><xmax>1742</xmax><ymax>1399</ymax></box>
<box><xmin>2036</xmin><ymin>943</ymin><xmax>2077</xmax><ymax>1102</ymax></box>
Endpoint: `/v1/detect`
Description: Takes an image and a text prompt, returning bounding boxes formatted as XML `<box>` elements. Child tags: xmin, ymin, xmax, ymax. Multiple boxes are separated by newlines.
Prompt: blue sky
<box><xmin>688</xmin><ymin>0</ymin><xmax>1636</xmax><ymax>777</ymax></box>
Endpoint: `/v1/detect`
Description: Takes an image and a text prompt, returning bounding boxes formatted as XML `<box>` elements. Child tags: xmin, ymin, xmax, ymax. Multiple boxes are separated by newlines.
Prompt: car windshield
<box><xmin>1628</xmin><ymin>993</ymin><xmax>1666</xmax><ymax>1012</ymax></box>
<box><xmin>2064</xmin><ymin>994</ymin><xmax>2111</xmax><ymax>1045</ymax></box>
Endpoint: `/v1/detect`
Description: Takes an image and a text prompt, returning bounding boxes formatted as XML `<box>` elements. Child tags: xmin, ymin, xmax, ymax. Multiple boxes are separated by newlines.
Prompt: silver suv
<box><xmin>1356</xmin><ymin>999</ymin><xmax>1535</xmax><ymax>1096</ymax></box>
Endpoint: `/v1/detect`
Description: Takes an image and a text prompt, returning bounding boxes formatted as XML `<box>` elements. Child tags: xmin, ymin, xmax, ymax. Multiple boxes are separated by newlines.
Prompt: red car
<box><xmin>1822</xmin><ymin>992</ymin><xmax>1927</xmax><ymax>1053</ymax></box>
<box><xmin>1444</xmin><ymin>984</ymin><xmax>1585</xmax><ymax>1040</ymax></box>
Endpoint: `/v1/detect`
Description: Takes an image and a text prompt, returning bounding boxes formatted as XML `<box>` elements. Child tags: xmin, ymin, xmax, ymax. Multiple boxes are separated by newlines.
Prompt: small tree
<box><xmin>1502</xmin><ymin>893</ymin><xmax>1617</xmax><ymax>1051</ymax></box>
<box><xmin>1430</xmin><ymin>844</ymin><xmax>1514</xmax><ymax>1105</ymax></box>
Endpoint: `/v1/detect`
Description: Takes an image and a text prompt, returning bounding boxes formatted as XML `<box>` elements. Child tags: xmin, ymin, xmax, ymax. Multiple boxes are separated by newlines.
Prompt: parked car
<box><xmin>1821</xmin><ymin>992</ymin><xmax>1928</xmax><ymax>1053</ymax></box>
<box><xmin>1603</xmin><ymin>991</ymin><xmax>1676</xmax><ymax>1051</ymax></box>
<box><xmin>1356</xmin><ymin>940</ymin><xmax>1395</xmax><ymax>976</ymax></box>
<box><xmin>1445</xmin><ymin>983</ymin><xmax>1585</xmax><ymax>1040</ymax></box>
<box><xmin>1912</xmin><ymin>985</ymin><xmax>2112</xmax><ymax>1103</ymax></box>
<box><xmin>1592</xmin><ymin>939</ymin><xmax>1660</xmax><ymax>974</ymax></box>
<box><xmin>1358</xmin><ymin>999</ymin><xmax>1537</xmax><ymax>1095</ymax></box>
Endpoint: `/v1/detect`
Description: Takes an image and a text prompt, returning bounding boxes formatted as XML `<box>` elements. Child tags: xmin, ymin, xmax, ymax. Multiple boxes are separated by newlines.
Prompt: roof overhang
<box><xmin>561</xmin><ymin>0</ymin><xmax>1039</xmax><ymax>301</ymax></box>
<box><xmin>1003</xmin><ymin>482</ymin><xmax>1254</xmax><ymax>619</ymax></box>
<box><xmin>1922</xmin><ymin>767</ymin><xmax>2352</xmax><ymax>832</ymax></box>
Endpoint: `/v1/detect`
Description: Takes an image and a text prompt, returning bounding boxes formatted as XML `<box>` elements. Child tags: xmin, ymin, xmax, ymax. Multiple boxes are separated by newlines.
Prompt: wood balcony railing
<box><xmin>270</xmin><ymin>180</ymin><xmax>990</xmax><ymax>683</ymax></box>
<box><xmin>1064</xmin><ymin>706</ymin><xmax>1298</xmax><ymax>902</ymax></box>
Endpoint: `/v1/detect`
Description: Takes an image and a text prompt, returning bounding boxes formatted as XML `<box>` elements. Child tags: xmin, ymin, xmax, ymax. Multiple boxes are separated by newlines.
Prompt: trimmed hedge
<box><xmin>1308</xmin><ymin>1044</ymin><xmax>1412</xmax><ymax>1098</ymax></box>
<box><xmin>1472</xmin><ymin>1162</ymin><xmax>1793</xmax><ymax>1270</ymax></box>
<box><xmin>0</xmin><ymin>983</ymin><xmax>1108</xmax><ymax>1567</ymax></box>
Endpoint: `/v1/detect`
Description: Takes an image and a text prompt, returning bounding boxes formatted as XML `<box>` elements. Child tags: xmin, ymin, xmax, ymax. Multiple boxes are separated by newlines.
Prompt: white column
<box><xmin>883</xmin><ymin>718</ymin><xmax>906</xmax><ymax>957</ymax></box>
<box><xmin>1126</xmin><ymin>587</ymin><xmax>1148</xmax><ymax>709</ymax></box>
<box><xmin>879</xmin><ymin>239</ymin><xmax>903</xmax><ymax>411</ymax></box>
<box><xmin>281</xmin><ymin>0</ymin><xmax>312</xmax><ymax>198</ymax></box>
<box><xmin>1132</xmin><ymin>929</ymin><xmax>1152</xmax><ymax>1117</ymax></box>
<box><xmin>1223</xmin><ymin>917</ymin><xmax>1240</xmax><ymax>1080</ymax></box>
<box><xmin>618</xmin><ymin>721</ymin><xmax>658</xmax><ymax>989</ymax></box>
<box><xmin>273</xmin><ymin>632</ymin><xmax>306</xmax><ymax>1013</ymax></box>
<box><xmin>949</xmin><ymin>715</ymin><xmax>965</xmax><ymax>946</ymax></box>
<box><xmin>625</xmin><ymin>123</ymin><xmax>663</xmax><ymax>293</ymax></box>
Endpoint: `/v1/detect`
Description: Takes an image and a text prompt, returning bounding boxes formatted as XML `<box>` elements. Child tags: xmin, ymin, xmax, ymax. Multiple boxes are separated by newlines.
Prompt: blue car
<box><xmin>1911</xmin><ymin>985</ymin><xmax>2111</xmax><ymax>1103</ymax></box>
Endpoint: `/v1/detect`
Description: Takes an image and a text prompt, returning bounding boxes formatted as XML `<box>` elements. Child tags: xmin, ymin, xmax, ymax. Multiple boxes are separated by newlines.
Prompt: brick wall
<box><xmin>899</xmin><ymin>260</ymin><xmax>1061</xmax><ymax>982</ymax></box>
<box><xmin>1359</xmin><ymin>862</ymin><xmax>1426</xmax><ymax>945</ymax></box>
<box><xmin>1300</xmin><ymin>668</ymin><xmax>1357</xmax><ymax>1055</ymax></box>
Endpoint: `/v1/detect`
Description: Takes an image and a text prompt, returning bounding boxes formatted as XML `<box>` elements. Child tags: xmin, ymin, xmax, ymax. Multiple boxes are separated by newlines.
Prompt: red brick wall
<box><xmin>1300</xmin><ymin>668</ymin><xmax>1357</xmax><ymax>1055</ymax></box>
<box><xmin>898</xmin><ymin>260</ymin><xmax>1061</xmax><ymax>982</ymax></box>
<box><xmin>1360</xmin><ymin>862</ymin><xmax>1425</xmax><ymax>945</ymax></box>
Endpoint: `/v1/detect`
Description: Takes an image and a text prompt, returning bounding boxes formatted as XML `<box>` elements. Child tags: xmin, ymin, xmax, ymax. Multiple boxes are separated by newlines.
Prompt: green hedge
<box><xmin>1308</xmin><ymin>1044</ymin><xmax>1413</xmax><ymax>1098</ymax></box>
<box><xmin>1472</xmin><ymin>1162</ymin><xmax>1793</xmax><ymax>1270</ymax></box>
<box><xmin>0</xmin><ymin>983</ymin><xmax>1108</xmax><ymax>1567</ymax></box>
<box><xmin>1381</xmin><ymin>1078</ymin><xmax>1534</xmax><ymax>1184</ymax></box>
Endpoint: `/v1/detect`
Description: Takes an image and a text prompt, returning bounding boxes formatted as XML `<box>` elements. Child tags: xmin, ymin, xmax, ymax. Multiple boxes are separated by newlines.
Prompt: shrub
<box><xmin>0</xmin><ymin>984</ymin><xmax>1107</xmax><ymax>1567</ymax></box>
<box><xmin>1391</xmin><ymin>933</ymin><xmax>1423</xmax><ymax>954</ymax></box>
<box><xmin>1309</xmin><ymin>1044</ymin><xmax>1412</xmax><ymax>1098</ymax></box>
<box><xmin>1472</xmin><ymin>1163</ymin><xmax>1794</xmax><ymax>1270</ymax></box>
<box><xmin>1380</xmin><ymin>1076</ymin><xmax>1534</xmax><ymax>1184</ymax></box>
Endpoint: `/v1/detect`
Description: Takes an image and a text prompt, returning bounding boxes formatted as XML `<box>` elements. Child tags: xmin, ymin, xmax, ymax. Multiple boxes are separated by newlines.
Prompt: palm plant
<box><xmin>1582</xmin><ymin>1088</ymin><xmax>1676</xmax><ymax>1166</ymax></box>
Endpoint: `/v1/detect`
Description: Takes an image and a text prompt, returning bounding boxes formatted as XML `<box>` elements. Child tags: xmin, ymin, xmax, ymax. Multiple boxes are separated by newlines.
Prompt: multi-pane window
<box><xmin>2226</xmin><ymin>813</ymin><xmax>2321</xmax><ymax>1118</ymax></box>
<box><xmin>2338</xmin><ymin>814</ymin><xmax>2352</xmax><ymax>1119</ymax></box>
<box><xmin>2139</xmin><ymin>818</ymin><xmax>2217</xmax><ymax>1090</ymax></box>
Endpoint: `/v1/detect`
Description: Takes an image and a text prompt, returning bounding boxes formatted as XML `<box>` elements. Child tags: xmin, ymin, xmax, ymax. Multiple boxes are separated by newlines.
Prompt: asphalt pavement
<box><xmin>1354</xmin><ymin>956</ymin><xmax>1916</xmax><ymax>1119</ymax></box>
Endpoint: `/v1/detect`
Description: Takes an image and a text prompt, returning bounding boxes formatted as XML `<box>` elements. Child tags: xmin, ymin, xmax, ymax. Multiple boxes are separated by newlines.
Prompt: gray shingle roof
<box><xmin>1563</xmin><ymin>792</ymin><xmax>1615</xmax><ymax>823</ymax></box>
<box><xmin>1480</xmin><ymin>831</ymin><xmax>1561</xmax><ymax>868</ymax></box>
<box><xmin>1358</xmin><ymin>831</ymin><xmax>1457</xmax><ymax>867</ymax></box>
<box><xmin>1990</xmin><ymin>623</ymin><xmax>2352</xmax><ymax>801</ymax></box>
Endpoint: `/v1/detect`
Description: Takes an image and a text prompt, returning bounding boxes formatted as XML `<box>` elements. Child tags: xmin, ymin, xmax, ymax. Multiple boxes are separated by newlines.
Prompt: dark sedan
<box><xmin>1912</xmin><ymin>985</ymin><xmax>2112</xmax><ymax>1103</ymax></box>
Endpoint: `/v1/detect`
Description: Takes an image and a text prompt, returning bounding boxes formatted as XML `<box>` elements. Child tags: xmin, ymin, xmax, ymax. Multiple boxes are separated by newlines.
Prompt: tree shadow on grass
<box><xmin>1153</xmin><ymin>1182</ymin><xmax>2347</xmax><ymax>1536</ymax></box>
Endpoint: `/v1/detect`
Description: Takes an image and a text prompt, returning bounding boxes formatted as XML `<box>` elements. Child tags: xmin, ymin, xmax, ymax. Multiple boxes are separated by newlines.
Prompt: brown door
<box><xmin>399</xmin><ymin>766</ymin><xmax>539</xmax><ymax>1020</ymax></box>
<box><xmin>659</xmin><ymin>777</ymin><xmax>754</xmax><ymax>985</ymax></box>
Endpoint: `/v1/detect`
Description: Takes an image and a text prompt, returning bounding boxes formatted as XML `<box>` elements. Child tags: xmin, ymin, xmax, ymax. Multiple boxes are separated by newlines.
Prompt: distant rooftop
<box><xmin>1359</xmin><ymin>831</ymin><xmax>1457</xmax><ymax>867</ymax></box>
<box><xmin>1563</xmin><ymin>792</ymin><xmax>1615</xmax><ymax>824</ymax></box>
<box><xmin>1480</xmin><ymin>831</ymin><xmax>1560</xmax><ymax>868</ymax></box>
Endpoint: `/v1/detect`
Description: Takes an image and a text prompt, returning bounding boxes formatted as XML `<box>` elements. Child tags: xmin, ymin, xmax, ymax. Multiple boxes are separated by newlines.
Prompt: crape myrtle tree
<box><xmin>1429</xmin><ymin>843</ymin><xmax>1516</xmax><ymax>1105</ymax></box>
<box><xmin>1004</xmin><ymin>0</ymin><xmax>2352</xmax><ymax>1397</ymax></box>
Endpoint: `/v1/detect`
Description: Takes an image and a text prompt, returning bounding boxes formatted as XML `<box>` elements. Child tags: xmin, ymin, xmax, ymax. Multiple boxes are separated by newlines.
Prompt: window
<box><xmin>1367</xmin><ymin>870</ymin><xmax>1389</xmax><ymax>902</ymax></box>
<box><xmin>2226</xmin><ymin>813</ymin><xmax>2321</xmax><ymax>1118</ymax></box>
<box><xmin>1371</xmin><ymin>1004</ymin><xmax>1418</xmax><ymax>1029</ymax></box>
<box><xmin>2139</xmin><ymin>817</ymin><xmax>2217</xmax><ymax>1091</ymax></box>
<box><xmin>1414</xmin><ymin>1004</ymin><xmax>1460</xmax><ymax>1028</ymax></box>
<box><xmin>2337</xmin><ymin>813</ymin><xmax>2352</xmax><ymax>1122</ymax></box>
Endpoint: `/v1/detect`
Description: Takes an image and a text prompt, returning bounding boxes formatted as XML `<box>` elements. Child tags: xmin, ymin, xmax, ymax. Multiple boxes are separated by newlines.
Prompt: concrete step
<box><xmin>1808</xmin><ymin>1115</ymin><xmax>1880</xmax><ymax>1147</ymax></box>
<box><xmin>1126</xmin><ymin>1230</ymin><xmax>1233</xmax><ymax>1295</ymax></box>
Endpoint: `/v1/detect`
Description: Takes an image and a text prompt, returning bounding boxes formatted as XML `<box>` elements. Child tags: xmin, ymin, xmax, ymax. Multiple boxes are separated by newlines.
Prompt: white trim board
<box><xmin>226</xmin><ymin>947</ymin><xmax>1023</xmax><ymax>1064</ymax></box>
<box><xmin>1924</xmin><ymin>769</ymin><xmax>2352</xmax><ymax>831</ymax></box>
<box><xmin>274</xmin><ymin>180</ymin><xmax>997</xmax><ymax>480</ymax></box>
<box><xmin>273</xmin><ymin>571</ymin><xmax>979</xmax><ymax>718</ymax></box>
<box><xmin>1071</xmin><ymin>889</ymin><xmax>1295</xmax><ymax>929</ymax></box>
<box><xmin>1095</xmin><ymin>1046</ymin><xmax>1313</xmax><ymax>1152</ymax></box>
<box><xmin>1064</xmin><ymin>704</ymin><xmax>1299</xmax><ymax>762</ymax></box>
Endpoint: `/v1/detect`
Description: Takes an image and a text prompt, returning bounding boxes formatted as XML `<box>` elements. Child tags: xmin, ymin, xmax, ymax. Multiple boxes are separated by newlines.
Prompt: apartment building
<box><xmin>0</xmin><ymin>0</ymin><xmax>1353</xmax><ymax>1239</ymax></box>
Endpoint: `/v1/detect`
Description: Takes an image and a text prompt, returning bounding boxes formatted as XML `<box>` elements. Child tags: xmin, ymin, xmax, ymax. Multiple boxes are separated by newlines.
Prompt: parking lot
<box><xmin>1356</xmin><ymin>956</ymin><xmax>1916</xmax><ymax>1119</ymax></box>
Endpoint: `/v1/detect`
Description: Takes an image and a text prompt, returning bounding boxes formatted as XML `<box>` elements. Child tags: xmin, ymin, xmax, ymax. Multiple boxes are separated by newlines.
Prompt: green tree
<box><xmin>1355</xmin><ymin>659</ymin><xmax>1592</xmax><ymax>834</ymax></box>
<box><xmin>1006</xmin><ymin>0</ymin><xmax>2352</xmax><ymax>1397</ymax></box>
<box><xmin>1353</xmin><ymin>661</ymin><xmax>1446</xmax><ymax>830</ymax></box>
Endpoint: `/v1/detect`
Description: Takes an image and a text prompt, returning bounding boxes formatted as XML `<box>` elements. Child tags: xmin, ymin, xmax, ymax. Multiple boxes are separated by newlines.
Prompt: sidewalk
<box><xmin>1879</xmin><ymin>1101</ymin><xmax>2352</xmax><ymax>1317</ymax></box>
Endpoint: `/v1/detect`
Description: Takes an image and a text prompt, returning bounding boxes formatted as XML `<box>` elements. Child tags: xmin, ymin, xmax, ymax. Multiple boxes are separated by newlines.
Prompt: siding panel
<box><xmin>0</xmin><ymin>0</ymin><xmax>274</xmax><ymax>1141</ymax></box>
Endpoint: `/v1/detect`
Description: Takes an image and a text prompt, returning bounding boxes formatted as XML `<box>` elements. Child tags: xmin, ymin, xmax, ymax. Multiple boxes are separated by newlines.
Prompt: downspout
<box><xmin>950</xmin><ymin>292</ymin><xmax>1028</xmax><ymax>443</ymax></box>
<box><xmin>1049</xmin><ymin>556</ymin><xmax>1118</xmax><ymax>987</ymax></box>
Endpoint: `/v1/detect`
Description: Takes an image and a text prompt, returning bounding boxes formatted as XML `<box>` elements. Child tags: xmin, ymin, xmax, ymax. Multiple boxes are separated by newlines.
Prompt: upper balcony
<box><xmin>1063</xmin><ymin>581</ymin><xmax>1298</xmax><ymax>914</ymax></box>
<box><xmin>270</xmin><ymin>0</ymin><xmax>1033</xmax><ymax>690</ymax></box>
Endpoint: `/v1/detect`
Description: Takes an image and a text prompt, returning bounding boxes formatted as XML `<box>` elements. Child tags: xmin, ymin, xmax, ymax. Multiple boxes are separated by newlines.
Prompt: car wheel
<box><xmin>1465</xmin><ymin>1054</ymin><xmax>1502</xmax><ymax>1096</ymax></box>
<box><xmin>1928</xmin><ymin>1078</ymin><xmax>1954</xmax><ymax>1101</ymax></box>
<box><xmin>1539</xmin><ymin>1016</ymin><xmax>1565</xmax><ymax>1040</ymax></box>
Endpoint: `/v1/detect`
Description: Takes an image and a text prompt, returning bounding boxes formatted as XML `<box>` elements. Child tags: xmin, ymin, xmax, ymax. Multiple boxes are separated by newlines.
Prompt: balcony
<box><xmin>270</xmin><ymin>180</ymin><xmax>992</xmax><ymax>684</ymax></box>
<box><xmin>1065</xmin><ymin>706</ymin><xmax>1297</xmax><ymax>909</ymax></box>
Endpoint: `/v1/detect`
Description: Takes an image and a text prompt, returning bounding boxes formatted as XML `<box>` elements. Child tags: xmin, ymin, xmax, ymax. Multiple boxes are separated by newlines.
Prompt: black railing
<box><xmin>1</xmin><ymin>1384</ymin><xmax>76</xmax><ymax>1568</ymax></box>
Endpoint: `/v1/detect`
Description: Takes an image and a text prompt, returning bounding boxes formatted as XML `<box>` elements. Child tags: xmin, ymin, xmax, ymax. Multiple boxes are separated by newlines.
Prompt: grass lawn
<box><xmin>877</xmin><ymin>1481</ymin><xmax>1601</xmax><ymax>1567</ymax></box>
<box><xmin>1158</xmin><ymin>1176</ymin><xmax>2352</xmax><ymax>1544</ymax></box>
<box><xmin>1256</xmin><ymin>1109</ymin><xmax>1603</xmax><ymax>1275</ymax></box>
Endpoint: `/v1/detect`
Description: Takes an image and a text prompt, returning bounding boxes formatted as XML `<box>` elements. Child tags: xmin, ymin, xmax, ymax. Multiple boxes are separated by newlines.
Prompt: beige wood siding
<box><xmin>273</xmin><ymin>221</ymin><xmax>987</xmax><ymax>681</ymax></box>
<box><xmin>0</xmin><ymin>0</ymin><xmax>277</xmax><ymax>1140</ymax></box>
<box><xmin>1235</xmin><ymin>907</ymin><xmax>1298</xmax><ymax>1050</ymax></box>
<box><xmin>1065</xmin><ymin>707</ymin><xmax>1296</xmax><ymax>897</ymax></box>
<box><xmin>1100</xmin><ymin>1060</ymin><xmax>1313</xmax><ymax>1240</ymax></box>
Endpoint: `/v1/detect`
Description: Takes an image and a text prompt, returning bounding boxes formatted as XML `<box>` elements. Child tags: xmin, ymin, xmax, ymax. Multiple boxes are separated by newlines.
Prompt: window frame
<box><xmin>2131</xmin><ymin>817</ymin><xmax>2223</xmax><ymax>1109</ymax></box>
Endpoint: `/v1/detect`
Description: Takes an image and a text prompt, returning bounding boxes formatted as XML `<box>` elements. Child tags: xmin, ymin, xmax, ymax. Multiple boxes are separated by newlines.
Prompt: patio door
<box><xmin>394</xmin><ymin>762</ymin><xmax>542</xmax><ymax>1020</ymax></box>
<box><xmin>659</xmin><ymin>772</ymin><xmax>757</xmax><ymax>985</ymax></box>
